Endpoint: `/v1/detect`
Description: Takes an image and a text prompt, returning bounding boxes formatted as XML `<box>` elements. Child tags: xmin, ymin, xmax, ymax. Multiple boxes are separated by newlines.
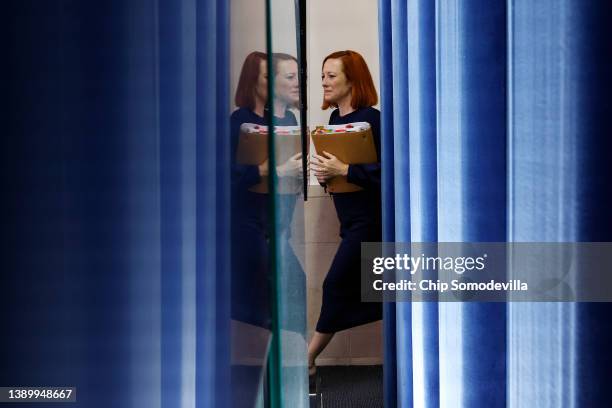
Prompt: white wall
<box><xmin>269</xmin><ymin>0</ymin><xmax>300</xmax><ymax>55</ymax></box>
<box><xmin>229</xmin><ymin>0</ymin><xmax>267</xmax><ymax>110</ymax></box>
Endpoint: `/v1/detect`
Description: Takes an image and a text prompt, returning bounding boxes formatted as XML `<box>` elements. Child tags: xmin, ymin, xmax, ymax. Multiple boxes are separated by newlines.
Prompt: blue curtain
<box><xmin>0</xmin><ymin>1</ymin><xmax>233</xmax><ymax>407</ymax></box>
<box><xmin>379</xmin><ymin>0</ymin><xmax>612</xmax><ymax>407</ymax></box>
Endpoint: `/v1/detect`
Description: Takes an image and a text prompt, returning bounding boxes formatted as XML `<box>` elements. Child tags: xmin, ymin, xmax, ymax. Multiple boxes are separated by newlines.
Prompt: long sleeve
<box><xmin>347</xmin><ymin>162</ymin><xmax>381</xmax><ymax>189</ymax></box>
<box><xmin>233</xmin><ymin>163</ymin><xmax>261</xmax><ymax>189</ymax></box>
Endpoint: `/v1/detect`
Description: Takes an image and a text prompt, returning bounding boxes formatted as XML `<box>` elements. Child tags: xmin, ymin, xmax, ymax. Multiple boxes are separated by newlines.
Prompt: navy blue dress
<box><xmin>230</xmin><ymin>107</ymin><xmax>304</xmax><ymax>330</ymax></box>
<box><xmin>316</xmin><ymin>106</ymin><xmax>383</xmax><ymax>333</ymax></box>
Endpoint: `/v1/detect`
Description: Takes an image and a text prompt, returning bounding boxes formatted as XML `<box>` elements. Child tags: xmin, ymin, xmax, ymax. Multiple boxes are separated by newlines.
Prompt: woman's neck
<box><xmin>253</xmin><ymin>99</ymin><xmax>265</xmax><ymax>118</ymax></box>
<box><xmin>274</xmin><ymin>100</ymin><xmax>287</xmax><ymax>118</ymax></box>
<box><xmin>336</xmin><ymin>96</ymin><xmax>354</xmax><ymax>117</ymax></box>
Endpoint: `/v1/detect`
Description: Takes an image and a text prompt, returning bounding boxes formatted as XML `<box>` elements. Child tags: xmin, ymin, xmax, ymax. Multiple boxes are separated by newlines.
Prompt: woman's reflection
<box><xmin>272</xmin><ymin>53</ymin><xmax>307</xmax><ymax>336</ymax></box>
<box><xmin>230</xmin><ymin>52</ymin><xmax>305</xmax><ymax>333</ymax></box>
<box><xmin>230</xmin><ymin>51</ymin><xmax>272</xmax><ymax>329</ymax></box>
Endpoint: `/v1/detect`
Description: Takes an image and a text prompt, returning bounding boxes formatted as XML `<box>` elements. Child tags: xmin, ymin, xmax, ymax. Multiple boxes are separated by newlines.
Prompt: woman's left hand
<box><xmin>311</xmin><ymin>151</ymin><xmax>349</xmax><ymax>181</ymax></box>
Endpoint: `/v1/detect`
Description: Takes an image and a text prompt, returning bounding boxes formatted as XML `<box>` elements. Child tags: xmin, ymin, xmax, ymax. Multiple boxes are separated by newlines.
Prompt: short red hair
<box><xmin>235</xmin><ymin>51</ymin><xmax>267</xmax><ymax>109</ymax></box>
<box><xmin>321</xmin><ymin>50</ymin><xmax>378</xmax><ymax>110</ymax></box>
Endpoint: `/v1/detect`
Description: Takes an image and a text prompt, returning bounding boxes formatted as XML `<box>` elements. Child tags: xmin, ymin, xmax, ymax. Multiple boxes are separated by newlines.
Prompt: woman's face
<box><xmin>274</xmin><ymin>59</ymin><xmax>299</xmax><ymax>106</ymax></box>
<box><xmin>254</xmin><ymin>59</ymin><xmax>268</xmax><ymax>106</ymax></box>
<box><xmin>322</xmin><ymin>58</ymin><xmax>352</xmax><ymax>105</ymax></box>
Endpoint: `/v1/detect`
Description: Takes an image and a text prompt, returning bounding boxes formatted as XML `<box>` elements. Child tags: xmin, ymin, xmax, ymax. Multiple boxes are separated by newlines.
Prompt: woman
<box><xmin>231</xmin><ymin>52</ymin><xmax>300</xmax><ymax>182</ymax></box>
<box><xmin>309</xmin><ymin>50</ymin><xmax>382</xmax><ymax>373</ymax></box>
<box><xmin>269</xmin><ymin>53</ymin><xmax>308</xmax><ymax>336</ymax></box>
<box><xmin>230</xmin><ymin>52</ymin><xmax>303</xmax><ymax>328</ymax></box>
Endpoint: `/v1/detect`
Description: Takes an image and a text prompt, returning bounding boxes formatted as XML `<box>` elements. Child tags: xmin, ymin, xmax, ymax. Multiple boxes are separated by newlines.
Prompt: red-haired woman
<box><xmin>309</xmin><ymin>50</ymin><xmax>382</xmax><ymax>374</ymax></box>
<box><xmin>231</xmin><ymin>52</ymin><xmax>301</xmax><ymax>187</ymax></box>
<box><xmin>230</xmin><ymin>52</ymin><xmax>302</xmax><ymax>328</ymax></box>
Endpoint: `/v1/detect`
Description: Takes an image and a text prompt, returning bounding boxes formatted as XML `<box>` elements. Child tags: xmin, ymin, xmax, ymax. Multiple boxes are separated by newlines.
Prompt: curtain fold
<box><xmin>1</xmin><ymin>1</ymin><xmax>232</xmax><ymax>407</ymax></box>
<box><xmin>379</xmin><ymin>0</ymin><xmax>612</xmax><ymax>407</ymax></box>
<box><xmin>379</xmin><ymin>0</ymin><xmax>398</xmax><ymax>406</ymax></box>
<box><xmin>509</xmin><ymin>1</ymin><xmax>612</xmax><ymax>407</ymax></box>
<box><xmin>196</xmin><ymin>0</ymin><xmax>231</xmax><ymax>406</ymax></box>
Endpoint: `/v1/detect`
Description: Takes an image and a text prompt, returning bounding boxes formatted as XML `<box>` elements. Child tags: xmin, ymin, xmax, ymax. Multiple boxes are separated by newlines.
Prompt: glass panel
<box><xmin>229</xmin><ymin>0</ymin><xmax>272</xmax><ymax>407</ymax></box>
<box><xmin>268</xmin><ymin>0</ymin><xmax>309</xmax><ymax>406</ymax></box>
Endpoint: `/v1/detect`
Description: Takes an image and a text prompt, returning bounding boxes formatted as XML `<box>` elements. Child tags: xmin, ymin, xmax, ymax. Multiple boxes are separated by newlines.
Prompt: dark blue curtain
<box><xmin>379</xmin><ymin>0</ymin><xmax>612</xmax><ymax>407</ymax></box>
<box><xmin>0</xmin><ymin>1</ymin><xmax>232</xmax><ymax>407</ymax></box>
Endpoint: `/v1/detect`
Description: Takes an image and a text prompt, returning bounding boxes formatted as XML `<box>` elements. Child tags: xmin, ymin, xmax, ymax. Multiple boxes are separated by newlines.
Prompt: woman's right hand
<box><xmin>276</xmin><ymin>153</ymin><xmax>303</xmax><ymax>178</ymax></box>
<box><xmin>258</xmin><ymin>158</ymin><xmax>269</xmax><ymax>177</ymax></box>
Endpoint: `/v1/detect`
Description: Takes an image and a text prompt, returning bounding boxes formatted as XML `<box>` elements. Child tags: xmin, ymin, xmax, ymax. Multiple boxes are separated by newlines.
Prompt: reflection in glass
<box><xmin>269</xmin><ymin>0</ymin><xmax>309</xmax><ymax>405</ymax></box>
<box><xmin>272</xmin><ymin>53</ymin><xmax>306</xmax><ymax>354</ymax></box>
<box><xmin>230</xmin><ymin>52</ymin><xmax>303</xmax><ymax>330</ymax></box>
<box><xmin>229</xmin><ymin>0</ymin><xmax>309</xmax><ymax>404</ymax></box>
<box><xmin>230</xmin><ymin>51</ymin><xmax>272</xmax><ymax>408</ymax></box>
<box><xmin>229</xmin><ymin>48</ymin><xmax>308</xmax><ymax>407</ymax></box>
<box><xmin>231</xmin><ymin>51</ymin><xmax>271</xmax><ymax>329</ymax></box>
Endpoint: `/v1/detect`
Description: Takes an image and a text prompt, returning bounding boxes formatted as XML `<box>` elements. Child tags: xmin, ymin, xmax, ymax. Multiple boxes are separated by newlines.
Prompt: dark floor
<box><xmin>311</xmin><ymin>365</ymin><xmax>383</xmax><ymax>408</ymax></box>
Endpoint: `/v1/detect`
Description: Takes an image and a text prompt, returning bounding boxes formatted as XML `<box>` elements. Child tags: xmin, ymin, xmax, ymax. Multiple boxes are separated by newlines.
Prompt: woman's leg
<box><xmin>308</xmin><ymin>331</ymin><xmax>335</xmax><ymax>372</ymax></box>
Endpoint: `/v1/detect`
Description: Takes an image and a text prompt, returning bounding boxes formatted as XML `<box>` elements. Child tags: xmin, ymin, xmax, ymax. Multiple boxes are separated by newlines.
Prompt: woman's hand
<box><xmin>258</xmin><ymin>158</ymin><xmax>269</xmax><ymax>177</ymax></box>
<box><xmin>276</xmin><ymin>153</ymin><xmax>304</xmax><ymax>178</ymax></box>
<box><xmin>311</xmin><ymin>151</ymin><xmax>349</xmax><ymax>182</ymax></box>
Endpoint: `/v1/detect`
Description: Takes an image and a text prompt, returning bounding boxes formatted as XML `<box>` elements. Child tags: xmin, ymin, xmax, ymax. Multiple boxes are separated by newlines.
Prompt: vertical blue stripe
<box><xmin>406</xmin><ymin>1</ymin><xmax>439</xmax><ymax>407</ymax></box>
<box><xmin>379</xmin><ymin>0</ymin><xmax>397</xmax><ymax>404</ymax></box>
<box><xmin>390</xmin><ymin>1</ymin><xmax>413</xmax><ymax>406</ymax></box>
<box><xmin>159</xmin><ymin>1</ymin><xmax>186</xmax><ymax>407</ymax></box>
<box><xmin>196</xmin><ymin>0</ymin><xmax>230</xmax><ymax>406</ymax></box>
<box><xmin>459</xmin><ymin>2</ymin><xmax>507</xmax><ymax>408</ymax></box>
<box><xmin>509</xmin><ymin>2</ymin><xmax>612</xmax><ymax>408</ymax></box>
